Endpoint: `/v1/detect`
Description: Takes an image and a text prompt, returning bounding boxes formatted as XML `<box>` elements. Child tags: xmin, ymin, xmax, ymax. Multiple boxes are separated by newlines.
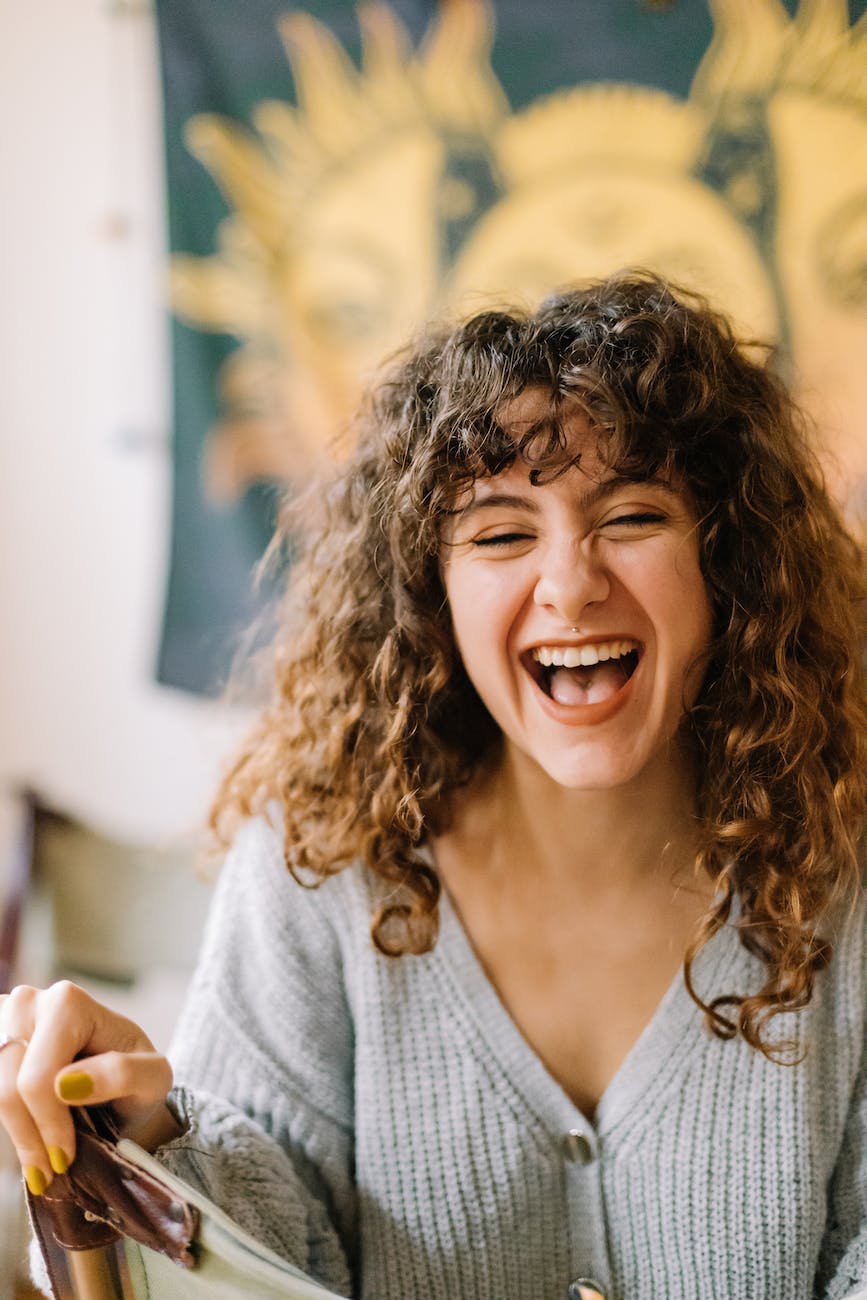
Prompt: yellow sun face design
<box><xmin>169</xmin><ymin>0</ymin><xmax>867</xmax><ymax>523</ymax></box>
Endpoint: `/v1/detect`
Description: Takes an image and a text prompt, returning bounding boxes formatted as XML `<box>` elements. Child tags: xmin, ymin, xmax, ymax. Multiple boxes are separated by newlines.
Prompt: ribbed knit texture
<box><xmin>158</xmin><ymin>817</ymin><xmax>867</xmax><ymax>1300</ymax></box>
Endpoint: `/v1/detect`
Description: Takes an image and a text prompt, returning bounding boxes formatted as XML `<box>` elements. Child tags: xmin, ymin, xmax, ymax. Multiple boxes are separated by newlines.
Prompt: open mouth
<box><xmin>523</xmin><ymin>639</ymin><xmax>641</xmax><ymax>707</ymax></box>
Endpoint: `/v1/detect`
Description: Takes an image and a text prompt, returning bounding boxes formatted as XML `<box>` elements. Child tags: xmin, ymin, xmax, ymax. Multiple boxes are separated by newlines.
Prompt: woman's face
<box><xmin>439</xmin><ymin>398</ymin><xmax>714</xmax><ymax>792</ymax></box>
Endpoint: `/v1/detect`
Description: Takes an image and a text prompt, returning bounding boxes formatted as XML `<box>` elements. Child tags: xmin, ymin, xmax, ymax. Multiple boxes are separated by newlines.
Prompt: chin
<box><xmin>528</xmin><ymin>749</ymin><xmax>648</xmax><ymax>792</ymax></box>
<box><xmin>541</xmin><ymin>727</ymin><xmax>697</xmax><ymax>793</ymax></box>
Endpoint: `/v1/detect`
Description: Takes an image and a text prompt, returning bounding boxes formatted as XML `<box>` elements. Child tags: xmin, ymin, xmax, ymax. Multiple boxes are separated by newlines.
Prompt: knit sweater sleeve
<box><xmin>813</xmin><ymin>901</ymin><xmax>867</xmax><ymax>1300</ymax></box>
<box><xmin>154</xmin><ymin>816</ymin><xmax>356</xmax><ymax>1296</ymax></box>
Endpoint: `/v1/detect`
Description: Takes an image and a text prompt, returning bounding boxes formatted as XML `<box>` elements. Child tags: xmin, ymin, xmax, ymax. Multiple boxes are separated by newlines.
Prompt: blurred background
<box><xmin>1</xmin><ymin>0</ymin><xmax>865</xmax><ymax>1291</ymax></box>
<box><xmin>0</xmin><ymin>3</ymin><xmax>241</xmax><ymax>1285</ymax></box>
<box><xmin>0</xmin><ymin>0</ymin><xmax>245</xmax><ymax>1024</ymax></box>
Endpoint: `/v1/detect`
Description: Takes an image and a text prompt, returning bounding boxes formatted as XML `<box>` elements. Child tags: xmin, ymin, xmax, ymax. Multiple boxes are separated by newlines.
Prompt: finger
<box><xmin>0</xmin><ymin>983</ymin><xmax>38</xmax><ymax>1033</ymax></box>
<box><xmin>54</xmin><ymin>1050</ymin><xmax>173</xmax><ymax>1128</ymax></box>
<box><xmin>33</xmin><ymin>981</ymin><xmax>158</xmax><ymax>1060</ymax></box>
<box><xmin>0</xmin><ymin>1035</ymin><xmax>54</xmax><ymax>1194</ymax></box>
<box><xmin>12</xmin><ymin>981</ymin><xmax>101</xmax><ymax>1173</ymax></box>
<box><xmin>17</xmin><ymin>981</ymin><xmax>160</xmax><ymax>1173</ymax></box>
<box><xmin>0</xmin><ymin>986</ymin><xmax>55</xmax><ymax>1190</ymax></box>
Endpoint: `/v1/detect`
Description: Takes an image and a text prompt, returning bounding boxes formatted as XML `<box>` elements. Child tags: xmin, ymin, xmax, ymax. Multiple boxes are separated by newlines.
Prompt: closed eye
<box><xmin>602</xmin><ymin>512</ymin><xmax>667</xmax><ymax>529</ymax></box>
<box><xmin>471</xmin><ymin>531</ymin><xmax>534</xmax><ymax>548</ymax></box>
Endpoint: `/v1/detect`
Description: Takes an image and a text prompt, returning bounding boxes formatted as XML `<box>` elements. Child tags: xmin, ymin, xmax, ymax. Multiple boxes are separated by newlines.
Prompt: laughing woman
<box><xmin>1</xmin><ymin>273</ymin><xmax>866</xmax><ymax>1300</ymax></box>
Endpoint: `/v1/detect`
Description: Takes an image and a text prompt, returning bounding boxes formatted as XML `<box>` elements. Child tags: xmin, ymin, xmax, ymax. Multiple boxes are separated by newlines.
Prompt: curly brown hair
<box><xmin>212</xmin><ymin>271</ymin><xmax>866</xmax><ymax>1058</ymax></box>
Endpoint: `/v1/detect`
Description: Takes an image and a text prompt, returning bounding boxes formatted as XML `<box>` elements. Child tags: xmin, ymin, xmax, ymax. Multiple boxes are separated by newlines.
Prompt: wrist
<box><xmin>123</xmin><ymin>1101</ymin><xmax>185</xmax><ymax>1153</ymax></box>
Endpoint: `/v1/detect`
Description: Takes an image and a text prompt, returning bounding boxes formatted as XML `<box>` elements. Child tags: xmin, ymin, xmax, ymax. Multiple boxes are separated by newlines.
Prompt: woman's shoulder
<box><xmin>217</xmin><ymin>810</ymin><xmax>378</xmax><ymax>938</ymax></box>
<box><xmin>814</xmin><ymin>882</ymin><xmax>867</xmax><ymax>1049</ymax></box>
<box><xmin>832</xmin><ymin>878</ymin><xmax>867</xmax><ymax>977</ymax></box>
<box><xmin>187</xmin><ymin>814</ymin><xmax>377</xmax><ymax>1032</ymax></box>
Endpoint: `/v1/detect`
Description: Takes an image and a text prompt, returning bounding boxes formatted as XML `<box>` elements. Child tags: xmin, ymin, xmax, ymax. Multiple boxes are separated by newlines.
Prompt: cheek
<box><xmin>442</xmin><ymin>572</ymin><xmax>530</xmax><ymax>720</ymax></box>
<box><xmin>441</xmin><ymin>565</ymin><xmax>477</xmax><ymax>664</ymax></box>
<box><xmin>447</xmin><ymin>593</ymin><xmax>494</xmax><ymax>680</ymax></box>
<box><xmin>679</xmin><ymin>553</ymin><xmax>714</xmax><ymax>647</ymax></box>
<box><xmin>665</xmin><ymin>534</ymin><xmax>712</xmax><ymax>615</ymax></box>
<box><xmin>628</xmin><ymin>544</ymin><xmax>713</xmax><ymax>674</ymax></box>
<box><xmin>667</xmin><ymin>559</ymin><xmax>715</xmax><ymax>694</ymax></box>
<box><xmin>443</xmin><ymin>563</ymin><xmax>520</xmax><ymax>650</ymax></box>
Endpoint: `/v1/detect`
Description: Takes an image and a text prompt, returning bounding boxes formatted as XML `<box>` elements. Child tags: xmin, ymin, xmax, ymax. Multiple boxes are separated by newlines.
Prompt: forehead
<box><xmin>448</xmin><ymin>388</ymin><xmax>691</xmax><ymax>518</ymax></box>
<box><xmin>439</xmin><ymin>382</ymin><xmax>691</xmax><ymax>519</ymax></box>
<box><xmin>495</xmin><ymin>386</ymin><xmax>587</xmax><ymax>435</ymax></box>
<box><xmin>483</xmin><ymin>387</ymin><xmax>608</xmax><ymax>484</ymax></box>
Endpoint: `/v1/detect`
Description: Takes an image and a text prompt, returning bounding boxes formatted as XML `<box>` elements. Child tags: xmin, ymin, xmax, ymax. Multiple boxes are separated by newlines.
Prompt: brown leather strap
<box><xmin>27</xmin><ymin>1105</ymin><xmax>199</xmax><ymax>1298</ymax></box>
<box><xmin>26</xmin><ymin>1201</ymin><xmax>124</xmax><ymax>1300</ymax></box>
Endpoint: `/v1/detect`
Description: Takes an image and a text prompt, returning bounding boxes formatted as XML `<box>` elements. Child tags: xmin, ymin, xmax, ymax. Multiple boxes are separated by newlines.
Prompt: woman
<box><xmin>1</xmin><ymin>273</ymin><xmax>865</xmax><ymax>1299</ymax></box>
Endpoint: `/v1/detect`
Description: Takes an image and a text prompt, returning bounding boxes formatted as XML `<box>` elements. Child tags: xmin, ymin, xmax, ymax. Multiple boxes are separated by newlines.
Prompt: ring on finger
<box><xmin>0</xmin><ymin>1034</ymin><xmax>28</xmax><ymax>1054</ymax></box>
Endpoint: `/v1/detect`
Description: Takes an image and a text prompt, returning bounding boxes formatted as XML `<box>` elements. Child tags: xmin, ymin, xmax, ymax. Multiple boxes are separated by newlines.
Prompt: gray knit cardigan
<box><xmin>154</xmin><ymin>817</ymin><xmax>867</xmax><ymax>1300</ymax></box>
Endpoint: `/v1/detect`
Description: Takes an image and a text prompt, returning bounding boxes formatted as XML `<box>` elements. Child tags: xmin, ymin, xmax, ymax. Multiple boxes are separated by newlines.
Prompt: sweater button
<box><xmin>567</xmin><ymin>1280</ymin><xmax>607</xmax><ymax>1299</ymax></box>
<box><xmin>561</xmin><ymin>1129</ymin><xmax>594</xmax><ymax>1163</ymax></box>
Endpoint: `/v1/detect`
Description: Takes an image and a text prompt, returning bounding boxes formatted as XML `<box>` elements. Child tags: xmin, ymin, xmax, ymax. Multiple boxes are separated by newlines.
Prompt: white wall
<box><xmin>0</xmin><ymin>0</ymin><xmax>248</xmax><ymax>860</ymax></box>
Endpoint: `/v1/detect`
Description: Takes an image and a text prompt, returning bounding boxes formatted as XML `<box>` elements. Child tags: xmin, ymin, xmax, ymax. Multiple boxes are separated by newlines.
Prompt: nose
<box><xmin>533</xmin><ymin>536</ymin><xmax>610</xmax><ymax>623</ymax></box>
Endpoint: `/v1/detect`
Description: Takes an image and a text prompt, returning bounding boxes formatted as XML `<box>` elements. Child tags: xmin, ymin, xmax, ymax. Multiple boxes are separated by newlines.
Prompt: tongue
<box><xmin>548</xmin><ymin>660</ymin><xmax>628</xmax><ymax>706</ymax></box>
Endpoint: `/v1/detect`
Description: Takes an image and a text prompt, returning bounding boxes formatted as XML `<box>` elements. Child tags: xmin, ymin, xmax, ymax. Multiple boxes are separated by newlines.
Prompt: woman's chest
<box><xmin>352</xmin><ymin>947</ymin><xmax>838</xmax><ymax>1300</ymax></box>
<box><xmin>480</xmin><ymin>940</ymin><xmax>685</xmax><ymax>1118</ymax></box>
<box><xmin>347</xmin><ymin>878</ymin><xmax>862</xmax><ymax>1298</ymax></box>
<box><xmin>443</xmin><ymin>887</ymin><xmax>702</xmax><ymax>1118</ymax></box>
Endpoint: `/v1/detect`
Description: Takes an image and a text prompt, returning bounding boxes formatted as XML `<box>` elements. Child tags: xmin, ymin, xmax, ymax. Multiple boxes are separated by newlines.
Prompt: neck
<box><xmin>442</xmin><ymin>739</ymin><xmax>705</xmax><ymax>901</ymax></box>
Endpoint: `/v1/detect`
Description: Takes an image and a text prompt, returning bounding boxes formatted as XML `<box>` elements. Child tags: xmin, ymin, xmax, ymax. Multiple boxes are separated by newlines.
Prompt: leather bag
<box><xmin>26</xmin><ymin>1105</ymin><xmax>348</xmax><ymax>1300</ymax></box>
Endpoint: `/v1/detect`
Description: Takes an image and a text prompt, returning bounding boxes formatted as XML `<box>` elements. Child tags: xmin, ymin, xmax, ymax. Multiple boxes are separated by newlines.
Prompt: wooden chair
<box><xmin>1</xmin><ymin>789</ymin><xmax>212</xmax><ymax>1298</ymax></box>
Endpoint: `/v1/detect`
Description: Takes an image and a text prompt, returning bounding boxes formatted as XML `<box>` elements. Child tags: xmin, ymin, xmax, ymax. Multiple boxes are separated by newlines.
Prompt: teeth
<box><xmin>531</xmin><ymin>639</ymin><xmax>638</xmax><ymax>667</ymax></box>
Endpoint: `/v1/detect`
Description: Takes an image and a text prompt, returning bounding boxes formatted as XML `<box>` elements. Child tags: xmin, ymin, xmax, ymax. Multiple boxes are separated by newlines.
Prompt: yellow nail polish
<box><xmin>58</xmin><ymin>1071</ymin><xmax>93</xmax><ymax>1102</ymax></box>
<box><xmin>48</xmin><ymin>1146</ymin><xmax>70</xmax><ymax>1175</ymax></box>
<box><xmin>24</xmin><ymin>1166</ymin><xmax>48</xmax><ymax>1196</ymax></box>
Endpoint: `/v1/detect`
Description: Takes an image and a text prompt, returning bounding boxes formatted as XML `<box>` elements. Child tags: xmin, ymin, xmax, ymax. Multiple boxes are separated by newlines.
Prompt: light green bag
<box><xmin>117</xmin><ymin>1139</ymin><xmax>347</xmax><ymax>1300</ymax></box>
<box><xmin>28</xmin><ymin>1113</ymin><xmax>349</xmax><ymax>1300</ymax></box>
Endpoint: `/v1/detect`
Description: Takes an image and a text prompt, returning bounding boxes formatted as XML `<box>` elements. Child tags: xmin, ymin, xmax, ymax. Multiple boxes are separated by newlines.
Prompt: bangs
<box><xmin>431</xmin><ymin>387</ymin><xmax>681</xmax><ymax>517</ymax></box>
<box><xmin>385</xmin><ymin>275</ymin><xmax>747</xmax><ymax>542</ymax></box>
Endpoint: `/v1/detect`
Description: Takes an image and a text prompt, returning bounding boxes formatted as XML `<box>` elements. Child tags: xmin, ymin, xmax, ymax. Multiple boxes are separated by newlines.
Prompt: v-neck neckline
<box><xmin>432</xmin><ymin>884</ymin><xmax>746</xmax><ymax>1141</ymax></box>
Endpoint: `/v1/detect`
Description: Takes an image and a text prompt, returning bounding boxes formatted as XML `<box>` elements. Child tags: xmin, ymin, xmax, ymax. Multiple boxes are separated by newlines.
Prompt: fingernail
<box><xmin>58</xmin><ymin>1071</ymin><xmax>93</xmax><ymax>1102</ymax></box>
<box><xmin>48</xmin><ymin>1146</ymin><xmax>70</xmax><ymax>1175</ymax></box>
<box><xmin>24</xmin><ymin>1166</ymin><xmax>48</xmax><ymax>1196</ymax></box>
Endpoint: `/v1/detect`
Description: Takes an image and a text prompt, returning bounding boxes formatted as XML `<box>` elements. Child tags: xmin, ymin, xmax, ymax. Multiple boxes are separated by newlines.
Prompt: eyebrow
<box><xmin>448</xmin><ymin>473</ymin><xmax>678</xmax><ymax>521</ymax></box>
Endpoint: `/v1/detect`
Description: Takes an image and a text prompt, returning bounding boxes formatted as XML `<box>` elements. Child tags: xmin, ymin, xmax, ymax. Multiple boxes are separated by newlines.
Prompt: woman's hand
<box><xmin>0</xmin><ymin>981</ymin><xmax>179</xmax><ymax>1196</ymax></box>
